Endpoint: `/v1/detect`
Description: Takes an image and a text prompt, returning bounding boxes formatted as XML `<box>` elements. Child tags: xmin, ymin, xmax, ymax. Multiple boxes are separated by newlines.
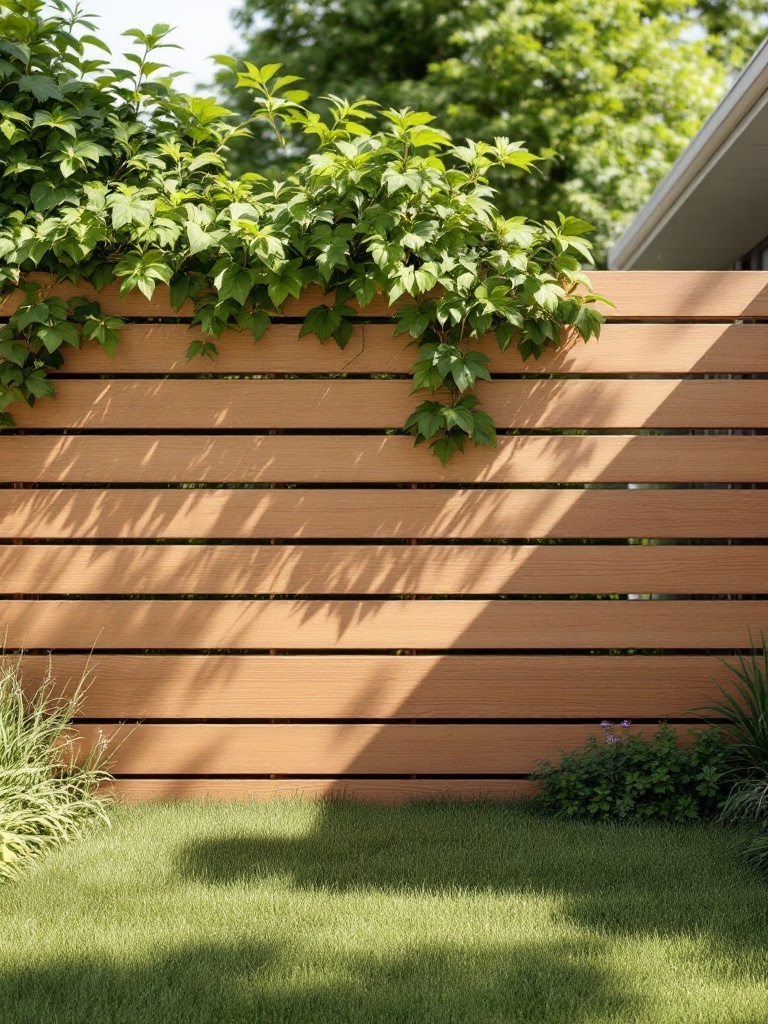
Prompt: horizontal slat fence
<box><xmin>2</xmin><ymin>271</ymin><xmax>767</xmax><ymax>802</ymax></box>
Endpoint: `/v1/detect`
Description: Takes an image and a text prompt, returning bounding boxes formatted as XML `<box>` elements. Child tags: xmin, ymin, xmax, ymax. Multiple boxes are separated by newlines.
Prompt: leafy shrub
<box><xmin>0</xmin><ymin>655</ymin><xmax>111</xmax><ymax>880</ymax></box>
<box><xmin>532</xmin><ymin>721</ymin><xmax>731</xmax><ymax>823</ymax></box>
<box><xmin>0</xmin><ymin>0</ymin><xmax>605</xmax><ymax>461</ymax></box>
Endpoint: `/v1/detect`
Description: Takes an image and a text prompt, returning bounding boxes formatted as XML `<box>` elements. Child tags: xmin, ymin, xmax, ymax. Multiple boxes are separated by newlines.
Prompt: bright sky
<box><xmin>78</xmin><ymin>0</ymin><xmax>241</xmax><ymax>90</ymax></box>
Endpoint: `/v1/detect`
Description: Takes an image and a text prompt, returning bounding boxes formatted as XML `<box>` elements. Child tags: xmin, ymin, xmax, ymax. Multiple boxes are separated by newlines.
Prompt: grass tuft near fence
<box><xmin>0</xmin><ymin>656</ymin><xmax>111</xmax><ymax>880</ymax></box>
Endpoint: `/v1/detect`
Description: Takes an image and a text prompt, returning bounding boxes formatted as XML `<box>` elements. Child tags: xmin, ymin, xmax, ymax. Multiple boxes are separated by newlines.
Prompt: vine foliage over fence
<box><xmin>0</xmin><ymin>0</ymin><xmax>607</xmax><ymax>461</ymax></box>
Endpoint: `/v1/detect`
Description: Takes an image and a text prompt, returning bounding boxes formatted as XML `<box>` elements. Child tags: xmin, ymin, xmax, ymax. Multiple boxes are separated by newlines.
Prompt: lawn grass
<box><xmin>1</xmin><ymin>799</ymin><xmax>766</xmax><ymax>1024</ymax></box>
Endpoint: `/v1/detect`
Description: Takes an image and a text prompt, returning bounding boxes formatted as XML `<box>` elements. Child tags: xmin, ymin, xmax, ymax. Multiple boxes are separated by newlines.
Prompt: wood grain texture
<box><xmin>24</xmin><ymin>654</ymin><xmax>731</xmax><ymax>719</ymax></box>
<box><xmin>3</xmin><ymin>598</ymin><xmax>765</xmax><ymax>649</ymax></box>
<box><xmin>5</xmin><ymin>434</ymin><xmax>767</xmax><ymax>484</ymax></box>
<box><xmin>4</xmin><ymin>543</ymin><xmax>765</xmax><ymax>595</ymax></box>
<box><xmin>77</xmin><ymin>721</ymin><xmax>691</xmax><ymax>775</ymax></box>
<box><xmin>5</xmin><ymin>271</ymin><xmax>768</xmax><ymax>318</ymax></box>
<box><xmin>106</xmin><ymin>777</ymin><xmax>539</xmax><ymax>803</ymax></box>
<box><xmin>14</xmin><ymin>377</ymin><xmax>768</xmax><ymax>430</ymax></box>
<box><xmin>33</xmin><ymin>322</ymin><xmax>768</xmax><ymax>375</ymax></box>
<box><xmin>2</xmin><ymin>488</ymin><xmax>764</xmax><ymax>539</ymax></box>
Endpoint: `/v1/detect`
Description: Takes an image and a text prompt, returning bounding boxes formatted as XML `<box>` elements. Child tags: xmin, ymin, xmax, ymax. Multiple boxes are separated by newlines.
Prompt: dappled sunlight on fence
<box><xmin>3</xmin><ymin>270</ymin><xmax>768</xmax><ymax>799</ymax></box>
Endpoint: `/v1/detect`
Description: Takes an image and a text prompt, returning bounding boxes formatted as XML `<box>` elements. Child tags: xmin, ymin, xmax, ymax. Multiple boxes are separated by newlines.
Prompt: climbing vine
<box><xmin>0</xmin><ymin>0</ymin><xmax>607</xmax><ymax>461</ymax></box>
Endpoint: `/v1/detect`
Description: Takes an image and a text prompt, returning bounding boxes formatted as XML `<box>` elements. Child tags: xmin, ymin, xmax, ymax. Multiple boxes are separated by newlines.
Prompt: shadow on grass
<box><xmin>176</xmin><ymin>801</ymin><xmax>768</xmax><ymax>950</ymax></box>
<box><xmin>2</xmin><ymin>935</ymin><xmax>636</xmax><ymax>1024</ymax></box>
<box><xmin>4</xmin><ymin>803</ymin><xmax>767</xmax><ymax>1023</ymax></box>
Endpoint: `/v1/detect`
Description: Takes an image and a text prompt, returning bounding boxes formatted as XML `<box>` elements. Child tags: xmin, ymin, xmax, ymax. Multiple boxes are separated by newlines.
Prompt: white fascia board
<box><xmin>609</xmin><ymin>36</ymin><xmax>768</xmax><ymax>269</ymax></box>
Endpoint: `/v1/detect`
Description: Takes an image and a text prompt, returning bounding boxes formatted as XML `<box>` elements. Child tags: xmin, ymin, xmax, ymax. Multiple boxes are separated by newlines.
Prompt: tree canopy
<box><xmin>221</xmin><ymin>0</ymin><xmax>767</xmax><ymax>260</ymax></box>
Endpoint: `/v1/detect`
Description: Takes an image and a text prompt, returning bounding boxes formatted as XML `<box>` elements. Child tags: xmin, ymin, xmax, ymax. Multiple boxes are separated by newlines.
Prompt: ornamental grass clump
<box><xmin>0</xmin><ymin>656</ymin><xmax>111</xmax><ymax>880</ymax></box>
<box><xmin>697</xmin><ymin>633</ymin><xmax>768</xmax><ymax>874</ymax></box>
<box><xmin>532</xmin><ymin>721</ymin><xmax>731</xmax><ymax>823</ymax></box>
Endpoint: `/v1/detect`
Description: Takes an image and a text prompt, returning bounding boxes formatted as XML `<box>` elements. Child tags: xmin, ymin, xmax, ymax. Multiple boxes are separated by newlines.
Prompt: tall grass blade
<box><xmin>693</xmin><ymin>630</ymin><xmax>768</xmax><ymax>775</ymax></box>
<box><xmin>0</xmin><ymin>655</ymin><xmax>112</xmax><ymax>881</ymax></box>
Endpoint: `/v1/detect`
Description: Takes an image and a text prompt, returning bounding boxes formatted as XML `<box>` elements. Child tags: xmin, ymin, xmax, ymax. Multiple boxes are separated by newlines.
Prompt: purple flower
<box><xmin>600</xmin><ymin>720</ymin><xmax>611</xmax><ymax>729</ymax></box>
<box><xmin>620</xmin><ymin>720</ymin><xmax>632</xmax><ymax>728</ymax></box>
<box><xmin>607</xmin><ymin>734</ymin><xmax>621</xmax><ymax>744</ymax></box>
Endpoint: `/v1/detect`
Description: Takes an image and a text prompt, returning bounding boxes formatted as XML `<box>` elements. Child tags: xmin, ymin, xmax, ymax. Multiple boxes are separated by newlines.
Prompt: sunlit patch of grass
<box><xmin>1</xmin><ymin>799</ymin><xmax>766</xmax><ymax>1023</ymax></box>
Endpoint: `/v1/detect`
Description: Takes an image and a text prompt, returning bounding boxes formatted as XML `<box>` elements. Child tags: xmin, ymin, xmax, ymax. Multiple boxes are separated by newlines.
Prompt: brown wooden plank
<box><xmin>106</xmin><ymin>778</ymin><xmax>539</xmax><ymax>803</ymax></box>
<box><xmin>2</xmin><ymin>598</ymin><xmax>765</xmax><ymax>649</ymax></box>
<box><xmin>76</xmin><ymin>722</ymin><xmax>692</xmax><ymax>775</ymax></box>
<box><xmin>24</xmin><ymin>654</ymin><xmax>733</xmax><ymax>719</ymax></box>
<box><xmin>2</xmin><ymin>488</ymin><xmax>764</xmax><ymax>540</ymax></box>
<box><xmin>5</xmin><ymin>271</ymin><xmax>768</xmax><ymax>318</ymax></box>
<box><xmin>5</xmin><ymin>434</ymin><xmax>767</xmax><ymax>484</ymax></box>
<box><xmin>14</xmin><ymin>378</ymin><xmax>768</xmax><ymax>430</ymax></box>
<box><xmin>4</xmin><ymin>543</ymin><xmax>766</xmax><ymax>595</ymax></box>
<box><xmin>33</xmin><ymin>322</ymin><xmax>768</xmax><ymax>375</ymax></box>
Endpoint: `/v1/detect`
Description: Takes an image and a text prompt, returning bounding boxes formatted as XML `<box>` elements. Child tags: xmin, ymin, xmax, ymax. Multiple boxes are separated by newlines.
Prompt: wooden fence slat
<box><xmin>3</xmin><ymin>269</ymin><xmax>766</xmax><ymax>799</ymax></box>
<box><xmin>23</xmin><ymin>654</ymin><xmax>732</xmax><ymax>719</ymax></box>
<box><xmin>2</xmin><ymin>598</ymin><xmax>765</xmax><ymax>649</ymax></box>
<box><xmin>2</xmin><ymin>488</ymin><xmax>764</xmax><ymax>540</ymax></box>
<box><xmin>5</xmin><ymin>435</ymin><xmax>767</xmax><ymax>484</ymax></box>
<box><xmin>33</xmin><ymin>322</ymin><xmax>768</xmax><ymax>375</ymax></box>
<box><xmin>3</xmin><ymin>543</ymin><xmax>765</xmax><ymax>595</ymax></box>
<box><xmin>76</xmin><ymin>722</ymin><xmax>692</xmax><ymax>775</ymax></box>
<box><xmin>107</xmin><ymin>778</ymin><xmax>539</xmax><ymax>803</ymax></box>
<box><xmin>14</xmin><ymin>378</ymin><xmax>768</xmax><ymax>430</ymax></box>
<box><xmin>5</xmin><ymin>271</ymin><xmax>768</xmax><ymax>319</ymax></box>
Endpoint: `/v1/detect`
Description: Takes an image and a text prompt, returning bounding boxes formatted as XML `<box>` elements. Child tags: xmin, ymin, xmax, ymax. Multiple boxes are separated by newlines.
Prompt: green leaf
<box><xmin>333</xmin><ymin>318</ymin><xmax>353</xmax><ymax>350</ymax></box>
<box><xmin>381</xmin><ymin>167</ymin><xmax>422</xmax><ymax>195</ymax></box>
<box><xmin>188</xmin><ymin>153</ymin><xmax>225</xmax><ymax>173</ymax></box>
<box><xmin>442</xmin><ymin>405</ymin><xmax>474</xmax><ymax>434</ymax></box>
<box><xmin>298</xmin><ymin>306</ymin><xmax>330</xmax><ymax>342</ymax></box>
<box><xmin>431</xmin><ymin>432</ymin><xmax>463</xmax><ymax>465</ymax></box>
<box><xmin>573</xmin><ymin>304</ymin><xmax>604</xmax><ymax>341</ymax></box>
<box><xmin>533</xmin><ymin>281</ymin><xmax>565</xmax><ymax>312</ymax></box>
<box><xmin>0</xmin><ymin>340</ymin><xmax>28</xmax><ymax>367</ymax></box>
<box><xmin>464</xmin><ymin>350</ymin><xmax>492</xmax><ymax>382</ymax></box>
<box><xmin>217</xmin><ymin>267</ymin><xmax>252</xmax><ymax>306</ymax></box>
<box><xmin>37</xmin><ymin>322</ymin><xmax>80</xmax><ymax>353</ymax></box>
<box><xmin>18</xmin><ymin>74</ymin><xmax>62</xmax><ymax>102</ymax></box>
<box><xmin>404</xmin><ymin>400</ymin><xmax>444</xmax><ymax>440</ymax></box>
<box><xmin>470</xmin><ymin>410</ymin><xmax>497</xmax><ymax>447</ymax></box>
<box><xmin>394</xmin><ymin>304</ymin><xmax>431</xmax><ymax>339</ymax></box>
<box><xmin>351</xmin><ymin>277</ymin><xmax>378</xmax><ymax>309</ymax></box>
<box><xmin>237</xmin><ymin>310</ymin><xmax>271</xmax><ymax>342</ymax></box>
<box><xmin>496</xmin><ymin>322</ymin><xmax>514</xmax><ymax>352</ymax></box>
<box><xmin>115</xmin><ymin>252</ymin><xmax>173</xmax><ymax>300</ymax></box>
<box><xmin>82</xmin><ymin>315</ymin><xmax>125</xmax><ymax>359</ymax></box>
<box><xmin>186</xmin><ymin>339</ymin><xmax>219</xmax><ymax>361</ymax></box>
<box><xmin>186</xmin><ymin>223</ymin><xmax>217</xmax><ymax>255</ymax></box>
<box><xmin>14</xmin><ymin>303</ymin><xmax>50</xmax><ymax>331</ymax></box>
<box><xmin>410</xmin><ymin>359</ymin><xmax>442</xmax><ymax>393</ymax></box>
<box><xmin>299</xmin><ymin>304</ymin><xmax>353</xmax><ymax>345</ymax></box>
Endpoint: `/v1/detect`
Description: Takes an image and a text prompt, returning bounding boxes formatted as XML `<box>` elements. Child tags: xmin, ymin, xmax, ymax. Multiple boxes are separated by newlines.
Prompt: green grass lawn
<box><xmin>1</xmin><ymin>799</ymin><xmax>766</xmax><ymax>1024</ymax></box>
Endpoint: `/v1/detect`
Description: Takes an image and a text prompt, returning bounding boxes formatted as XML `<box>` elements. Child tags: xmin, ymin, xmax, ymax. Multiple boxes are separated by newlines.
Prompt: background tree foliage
<box><xmin>221</xmin><ymin>0</ymin><xmax>767</xmax><ymax>261</ymax></box>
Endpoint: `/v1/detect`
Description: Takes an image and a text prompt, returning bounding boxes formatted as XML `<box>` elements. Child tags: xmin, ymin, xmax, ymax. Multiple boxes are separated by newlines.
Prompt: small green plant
<box><xmin>532</xmin><ymin>721</ymin><xmax>731</xmax><ymax>823</ymax></box>
<box><xmin>0</xmin><ymin>655</ymin><xmax>111</xmax><ymax>880</ymax></box>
